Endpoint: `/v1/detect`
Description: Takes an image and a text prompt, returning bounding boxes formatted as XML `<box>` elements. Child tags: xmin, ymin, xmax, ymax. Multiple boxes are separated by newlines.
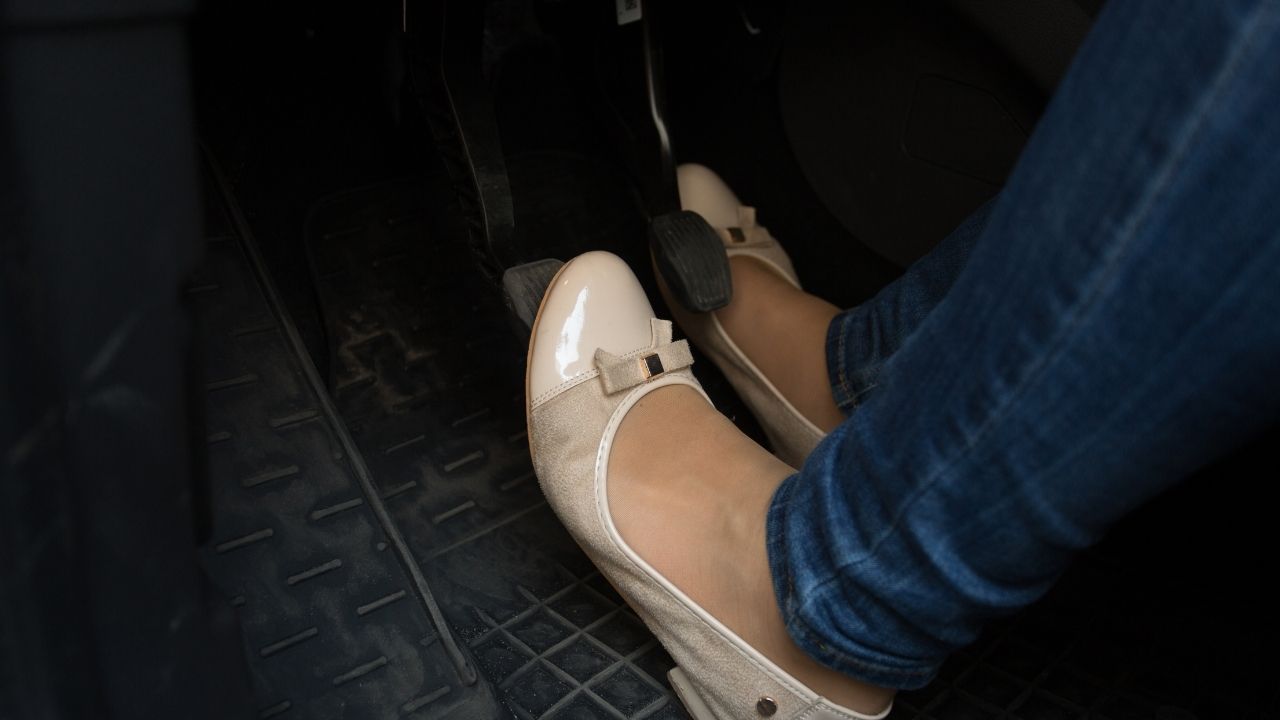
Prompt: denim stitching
<box><xmin>830</xmin><ymin>311</ymin><xmax>857</xmax><ymax>411</ymax></box>
<box><xmin>786</xmin><ymin>612</ymin><xmax>938</xmax><ymax>680</ymax></box>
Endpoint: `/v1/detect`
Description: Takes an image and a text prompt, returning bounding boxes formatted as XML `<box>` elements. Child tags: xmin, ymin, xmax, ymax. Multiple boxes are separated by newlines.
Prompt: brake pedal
<box><xmin>503</xmin><ymin>258</ymin><xmax>565</xmax><ymax>333</ymax></box>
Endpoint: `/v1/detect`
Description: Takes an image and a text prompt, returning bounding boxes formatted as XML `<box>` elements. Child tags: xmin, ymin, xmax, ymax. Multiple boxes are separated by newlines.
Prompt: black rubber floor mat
<box><xmin>193</xmin><ymin>164</ymin><xmax>502</xmax><ymax>720</ymax></box>
<box><xmin>304</xmin><ymin>179</ymin><xmax>694</xmax><ymax>718</ymax></box>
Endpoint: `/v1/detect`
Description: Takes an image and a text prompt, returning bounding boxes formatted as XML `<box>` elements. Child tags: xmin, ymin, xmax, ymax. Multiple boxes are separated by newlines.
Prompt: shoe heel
<box><xmin>650</xmin><ymin>210</ymin><xmax>733</xmax><ymax>313</ymax></box>
<box><xmin>668</xmin><ymin>666</ymin><xmax>719</xmax><ymax>720</ymax></box>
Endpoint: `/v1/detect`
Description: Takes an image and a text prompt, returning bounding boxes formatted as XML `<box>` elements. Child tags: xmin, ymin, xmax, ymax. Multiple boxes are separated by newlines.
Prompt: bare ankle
<box><xmin>608</xmin><ymin>385</ymin><xmax>893</xmax><ymax>716</ymax></box>
<box><xmin>719</xmin><ymin>257</ymin><xmax>845</xmax><ymax>432</ymax></box>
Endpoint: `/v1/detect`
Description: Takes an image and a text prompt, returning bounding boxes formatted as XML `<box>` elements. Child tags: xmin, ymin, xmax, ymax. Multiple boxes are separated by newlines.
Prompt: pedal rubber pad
<box><xmin>650</xmin><ymin>210</ymin><xmax>733</xmax><ymax>312</ymax></box>
<box><xmin>503</xmin><ymin>258</ymin><xmax>565</xmax><ymax>332</ymax></box>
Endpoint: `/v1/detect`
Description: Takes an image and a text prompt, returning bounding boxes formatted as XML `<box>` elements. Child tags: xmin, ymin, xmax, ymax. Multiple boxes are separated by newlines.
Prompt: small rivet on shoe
<box><xmin>756</xmin><ymin>696</ymin><xmax>777</xmax><ymax>716</ymax></box>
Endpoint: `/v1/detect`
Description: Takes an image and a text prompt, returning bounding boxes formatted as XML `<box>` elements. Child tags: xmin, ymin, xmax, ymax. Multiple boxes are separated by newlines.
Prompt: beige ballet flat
<box><xmin>526</xmin><ymin>250</ymin><xmax>888</xmax><ymax>720</ymax></box>
<box><xmin>661</xmin><ymin>163</ymin><xmax>825</xmax><ymax>468</ymax></box>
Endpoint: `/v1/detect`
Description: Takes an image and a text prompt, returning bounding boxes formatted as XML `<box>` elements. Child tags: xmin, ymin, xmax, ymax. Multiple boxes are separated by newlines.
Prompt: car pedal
<box><xmin>650</xmin><ymin>210</ymin><xmax>732</xmax><ymax>313</ymax></box>
<box><xmin>503</xmin><ymin>258</ymin><xmax>565</xmax><ymax>332</ymax></box>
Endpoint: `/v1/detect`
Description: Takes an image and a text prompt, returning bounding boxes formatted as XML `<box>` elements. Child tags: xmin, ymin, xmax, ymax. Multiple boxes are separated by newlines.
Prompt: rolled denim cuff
<box><xmin>826</xmin><ymin>309</ymin><xmax>875</xmax><ymax>414</ymax></box>
<box><xmin>766</xmin><ymin>471</ymin><xmax>943</xmax><ymax>690</ymax></box>
<box><xmin>826</xmin><ymin>310</ymin><xmax>855</xmax><ymax>412</ymax></box>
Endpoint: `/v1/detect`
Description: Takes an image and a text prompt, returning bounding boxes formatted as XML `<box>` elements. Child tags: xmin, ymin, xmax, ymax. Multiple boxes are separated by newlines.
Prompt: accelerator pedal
<box><xmin>650</xmin><ymin>210</ymin><xmax>732</xmax><ymax>312</ymax></box>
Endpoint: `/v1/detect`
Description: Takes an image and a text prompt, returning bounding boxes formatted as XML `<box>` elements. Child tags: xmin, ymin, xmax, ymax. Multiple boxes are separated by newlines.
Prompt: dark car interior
<box><xmin>2</xmin><ymin>0</ymin><xmax>1277</xmax><ymax>718</ymax></box>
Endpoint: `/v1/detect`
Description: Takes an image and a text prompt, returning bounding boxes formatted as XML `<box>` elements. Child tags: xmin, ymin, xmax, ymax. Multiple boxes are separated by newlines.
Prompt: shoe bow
<box><xmin>594</xmin><ymin>319</ymin><xmax>694</xmax><ymax>394</ymax></box>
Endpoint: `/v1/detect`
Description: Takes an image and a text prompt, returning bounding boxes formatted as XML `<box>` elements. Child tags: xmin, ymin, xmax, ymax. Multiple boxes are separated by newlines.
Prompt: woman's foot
<box><xmin>668</xmin><ymin>163</ymin><xmax>846</xmax><ymax>451</ymax></box>
<box><xmin>716</xmin><ymin>255</ymin><xmax>845</xmax><ymax>433</ymax></box>
<box><xmin>530</xmin><ymin>251</ymin><xmax>891</xmax><ymax>717</ymax></box>
<box><xmin>608</xmin><ymin>383</ymin><xmax>895</xmax><ymax>716</ymax></box>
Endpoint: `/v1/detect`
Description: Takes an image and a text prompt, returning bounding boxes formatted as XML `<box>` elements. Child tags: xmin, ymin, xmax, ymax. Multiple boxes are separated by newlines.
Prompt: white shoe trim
<box><xmin>727</xmin><ymin>246</ymin><xmax>802</xmax><ymax>291</ymax></box>
<box><xmin>530</xmin><ymin>369</ymin><xmax>601</xmax><ymax>410</ymax></box>
<box><xmin>708</xmin><ymin>312</ymin><xmax>826</xmax><ymax>442</ymax></box>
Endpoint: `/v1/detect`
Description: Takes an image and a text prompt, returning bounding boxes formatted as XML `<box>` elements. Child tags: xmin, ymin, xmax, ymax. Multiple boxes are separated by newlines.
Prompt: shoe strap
<box><xmin>716</xmin><ymin>205</ymin><xmax>776</xmax><ymax>247</ymax></box>
<box><xmin>594</xmin><ymin>319</ymin><xmax>694</xmax><ymax>394</ymax></box>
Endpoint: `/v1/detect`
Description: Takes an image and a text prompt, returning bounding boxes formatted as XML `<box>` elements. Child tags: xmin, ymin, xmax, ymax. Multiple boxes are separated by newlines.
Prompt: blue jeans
<box><xmin>766</xmin><ymin>0</ymin><xmax>1280</xmax><ymax>690</ymax></box>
